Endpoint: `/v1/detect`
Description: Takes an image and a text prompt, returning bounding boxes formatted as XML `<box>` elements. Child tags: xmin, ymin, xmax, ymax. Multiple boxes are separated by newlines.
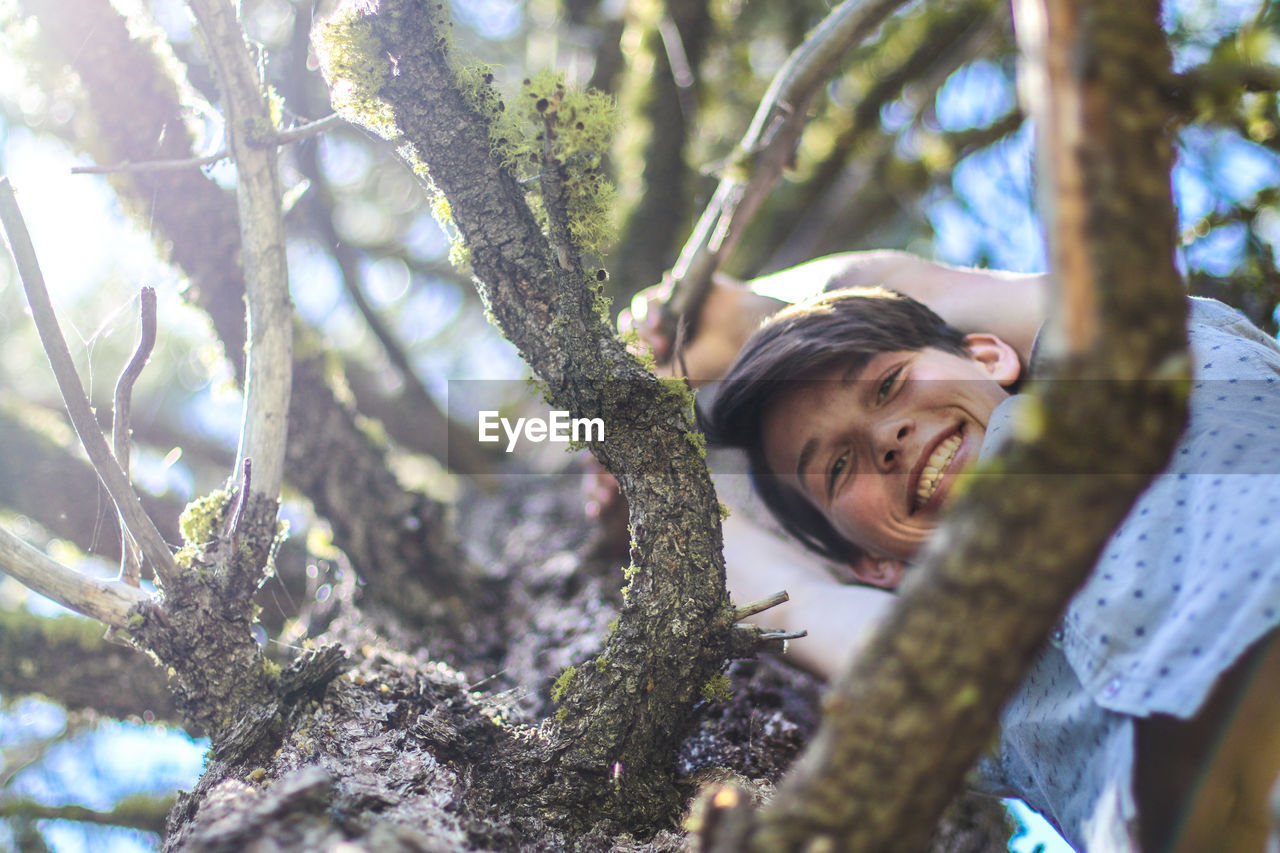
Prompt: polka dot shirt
<box><xmin>974</xmin><ymin>298</ymin><xmax>1280</xmax><ymax>849</ymax></box>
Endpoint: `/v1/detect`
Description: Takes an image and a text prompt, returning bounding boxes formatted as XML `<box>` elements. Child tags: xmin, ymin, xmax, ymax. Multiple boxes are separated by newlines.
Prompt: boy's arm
<box><xmin>722</xmin><ymin>512</ymin><xmax>894</xmax><ymax>680</ymax></box>
<box><xmin>624</xmin><ymin>273</ymin><xmax>785</xmax><ymax>384</ymax></box>
<box><xmin>628</xmin><ymin>251</ymin><xmax>1049</xmax><ymax>381</ymax></box>
<box><xmin>812</xmin><ymin>251</ymin><xmax>1049</xmax><ymax>367</ymax></box>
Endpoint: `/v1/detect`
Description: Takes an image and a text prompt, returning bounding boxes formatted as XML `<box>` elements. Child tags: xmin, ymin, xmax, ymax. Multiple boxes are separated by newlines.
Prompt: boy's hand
<box><xmin>618</xmin><ymin>274</ymin><xmax>784</xmax><ymax>385</ymax></box>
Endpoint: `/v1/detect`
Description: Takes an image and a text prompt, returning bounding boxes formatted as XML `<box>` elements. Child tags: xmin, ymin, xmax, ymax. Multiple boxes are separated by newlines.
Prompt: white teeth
<box><xmin>915</xmin><ymin>433</ymin><xmax>962</xmax><ymax>508</ymax></box>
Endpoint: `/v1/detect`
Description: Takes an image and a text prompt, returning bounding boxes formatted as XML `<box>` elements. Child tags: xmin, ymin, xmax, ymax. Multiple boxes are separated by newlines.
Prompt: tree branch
<box><xmin>284</xmin><ymin>115</ymin><xmax>494</xmax><ymax>476</ymax></box>
<box><xmin>660</xmin><ymin>0</ymin><xmax>915</xmax><ymax>340</ymax></box>
<box><xmin>24</xmin><ymin>0</ymin><xmax>471</xmax><ymax>628</ymax></box>
<box><xmin>762</xmin><ymin>0</ymin><xmax>1008</xmax><ymax>270</ymax></box>
<box><xmin>0</xmin><ymin>527</ymin><xmax>149</xmax><ymax>628</ymax></box>
<box><xmin>0</xmin><ymin>179</ymin><xmax>180</xmax><ymax>589</ymax></box>
<box><xmin>67</xmin><ymin>115</ymin><xmax>341</xmax><ymax>175</ymax></box>
<box><xmin>0</xmin><ymin>795</ymin><xmax>171</xmax><ymax>835</ymax></box>
<box><xmin>186</xmin><ymin>0</ymin><xmax>293</xmax><ymax>505</ymax></box>
<box><xmin>316</xmin><ymin>0</ymin><xmax>743</xmax><ymax>825</ymax></box>
<box><xmin>1170</xmin><ymin>61</ymin><xmax>1280</xmax><ymax>111</ymax></box>
<box><xmin>0</xmin><ymin>610</ymin><xmax>179</xmax><ymax>723</ymax></box>
<box><xmin>0</xmin><ymin>399</ymin><xmax>186</xmax><ymax>565</ymax></box>
<box><xmin>112</xmin><ymin>287</ymin><xmax>157</xmax><ymax>586</ymax></box>
<box><xmin>608</xmin><ymin>0</ymin><xmax>711</xmax><ymax>302</ymax></box>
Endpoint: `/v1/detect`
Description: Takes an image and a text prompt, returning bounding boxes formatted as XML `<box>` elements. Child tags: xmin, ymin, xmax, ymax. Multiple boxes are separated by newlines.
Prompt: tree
<box><xmin>0</xmin><ymin>0</ymin><xmax>1275</xmax><ymax>850</ymax></box>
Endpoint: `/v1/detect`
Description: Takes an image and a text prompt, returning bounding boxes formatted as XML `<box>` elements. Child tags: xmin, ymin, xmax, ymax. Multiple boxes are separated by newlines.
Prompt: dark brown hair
<box><xmin>702</xmin><ymin>287</ymin><xmax>969</xmax><ymax>562</ymax></box>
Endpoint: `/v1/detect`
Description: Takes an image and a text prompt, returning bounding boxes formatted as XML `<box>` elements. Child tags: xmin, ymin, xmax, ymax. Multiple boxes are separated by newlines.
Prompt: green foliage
<box><xmin>430</xmin><ymin>193</ymin><xmax>471</xmax><ymax>270</ymax></box>
<box><xmin>317</xmin><ymin>1</ymin><xmax>618</xmax><ymax>281</ymax></box>
<box><xmin>620</xmin><ymin>328</ymin><xmax>658</xmax><ymax>372</ymax></box>
<box><xmin>240</xmin><ymin>115</ymin><xmax>277</xmax><ymax>147</ymax></box>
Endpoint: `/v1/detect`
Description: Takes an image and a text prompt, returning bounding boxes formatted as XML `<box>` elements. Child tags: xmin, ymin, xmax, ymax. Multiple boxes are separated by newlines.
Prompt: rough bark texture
<box><xmin>316</xmin><ymin>0</ymin><xmax>745</xmax><ymax>829</ymax></box>
<box><xmin>142</xmin><ymin>474</ymin><xmax>1007</xmax><ymax>852</ymax></box>
<box><xmin>728</xmin><ymin>1</ymin><xmax>1189</xmax><ymax>850</ymax></box>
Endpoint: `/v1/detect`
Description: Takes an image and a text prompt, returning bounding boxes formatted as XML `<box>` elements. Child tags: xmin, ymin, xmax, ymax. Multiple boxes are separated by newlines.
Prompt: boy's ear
<box><xmin>849</xmin><ymin>554</ymin><xmax>907</xmax><ymax>590</ymax></box>
<box><xmin>963</xmin><ymin>333</ymin><xmax>1022</xmax><ymax>388</ymax></box>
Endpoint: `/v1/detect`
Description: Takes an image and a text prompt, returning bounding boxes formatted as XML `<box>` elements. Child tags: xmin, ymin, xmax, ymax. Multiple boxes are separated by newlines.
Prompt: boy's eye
<box><xmin>877</xmin><ymin>367</ymin><xmax>903</xmax><ymax>403</ymax></box>
<box><xmin>829</xmin><ymin>452</ymin><xmax>848</xmax><ymax>496</ymax></box>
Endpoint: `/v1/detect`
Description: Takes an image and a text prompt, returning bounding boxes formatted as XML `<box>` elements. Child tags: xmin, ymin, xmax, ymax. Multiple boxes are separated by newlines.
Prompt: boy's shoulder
<box><xmin>1186</xmin><ymin>296</ymin><xmax>1280</xmax><ymax>382</ymax></box>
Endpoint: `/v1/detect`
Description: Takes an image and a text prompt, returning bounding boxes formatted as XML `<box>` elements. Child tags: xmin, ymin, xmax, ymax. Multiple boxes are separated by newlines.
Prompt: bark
<box><xmin>662</xmin><ymin>0</ymin><xmax>915</xmax><ymax>338</ymax></box>
<box><xmin>274</xmin><ymin>2</ymin><xmax>494</xmax><ymax>478</ymax></box>
<box><xmin>184</xmin><ymin>0</ymin><xmax>293</xmax><ymax>504</ymax></box>
<box><xmin>0</xmin><ymin>179</ymin><xmax>181</xmax><ymax>589</ymax></box>
<box><xmin>722</xmin><ymin>1</ymin><xmax>1189</xmax><ymax>850</ymax></box>
<box><xmin>0</xmin><ymin>0</ymin><xmax>1201</xmax><ymax>850</ymax></box>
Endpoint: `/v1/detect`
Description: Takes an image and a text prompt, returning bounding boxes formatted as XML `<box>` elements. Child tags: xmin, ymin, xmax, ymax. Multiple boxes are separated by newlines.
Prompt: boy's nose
<box><xmin>873</xmin><ymin>420</ymin><xmax>912</xmax><ymax>471</ymax></box>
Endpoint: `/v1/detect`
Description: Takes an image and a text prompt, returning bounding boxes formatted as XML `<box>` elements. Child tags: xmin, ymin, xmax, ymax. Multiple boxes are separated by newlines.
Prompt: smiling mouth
<box><xmin>914</xmin><ymin>429</ymin><xmax>963</xmax><ymax>510</ymax></box>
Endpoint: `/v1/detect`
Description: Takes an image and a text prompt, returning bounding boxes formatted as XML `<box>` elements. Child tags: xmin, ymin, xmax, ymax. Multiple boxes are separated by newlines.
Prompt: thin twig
<box><xmin>758</xmin><ymin>629</ymin><xmax>807</xmax><ymax>641</ymax></box>
<box><xmin>225</xmin><ymin>458</ymin><xmax>251</xmax><ymax>551</ymax></box>
<box><xmin>0</xmin><ymin>525</ymin><xmax>150</xmax><ymax>628</ymax></box>
<box><xmin>276</xmin><ymin>112</ymin><xmax>343</xmax><ymax>143</ymax></box>
<box><xmin>69</xmin><ymin>113</ymin><xmax>342</xmax><ymax>175</ymax></box>
<box><xmin>113</xmin><ymin>286</ymin><xmax>158</xmax><ymax>586</ymax></box>
<box><xmin>70</xmin><ymin>152</ymin><xmax>226</xmax><ymax>175</ymax></box>
<box><xmin>0</xmin><ymin>178</ymin><xmax>180</xmax><ymax>589</ymax></box>
<box><xmin>656</xmin><ymin>15</ymin><xmax>697</xmax><ymax>124</ymax></box>
<box><xmin>732</xmin><ymin>589</ymin><xmax>790</xmax><ymax>621</ymax></box>
<box><xmin>659</xmin><ymin>0</ymin><xmax>915</xmax><ymax>343</ymax></box>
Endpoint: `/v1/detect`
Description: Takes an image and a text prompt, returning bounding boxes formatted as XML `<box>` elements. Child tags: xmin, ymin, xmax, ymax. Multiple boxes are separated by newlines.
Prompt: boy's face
<box><xmin>760</xmin><ymin>334</ymin><xmax>1020</xmax><ymax>583</ymax></box>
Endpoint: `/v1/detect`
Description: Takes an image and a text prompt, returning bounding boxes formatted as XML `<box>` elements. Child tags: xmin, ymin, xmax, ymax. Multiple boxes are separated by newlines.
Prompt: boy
<box><xmin>636</xmin><ymin>252</ymin><xmax>1280</xmax><ymax>850</ymax></box>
